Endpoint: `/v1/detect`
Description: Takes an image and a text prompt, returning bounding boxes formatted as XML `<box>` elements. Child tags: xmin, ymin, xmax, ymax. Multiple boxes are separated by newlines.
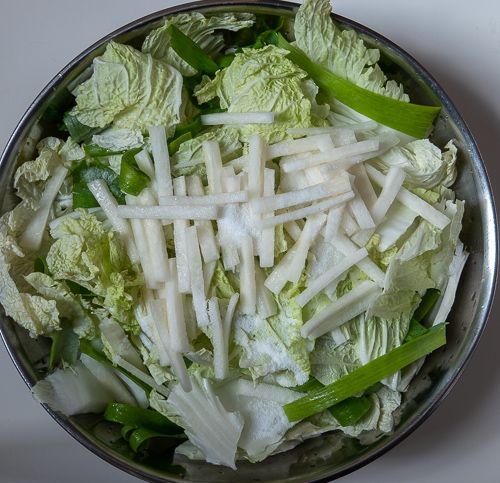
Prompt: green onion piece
<box><xmin>263</xmin><ymin>32</ymin><xmax>441</xmax><ymax>138</ymax></box>
<box><xmin>168</xmin><ymin>24</ymin><xmax>219</xmax><ymax>75</ymax></box>
<box><xmin>405</xmin><ymin>319</ymin><xmax>429</xmax><ymax>342</ymax></box>
<box><xmin>413</xmin><ymin>288</ymin><xmax>441</xmax><ymax>322</ymax></box>
<box><xmin>79</xmin><ymin>340</ymin><xmax>151</xmax><ymax>394</ymax></box>
<box><xmin>217</xmin><ymin>54</ymin><xmax>235</xmax><ymax>68</ymax></box>
<box><xmin>128</xmin><ymin>428</ymin><xmax>183</xmax><ymax>454</ymax></box>
<box><xmin>84</xmin><ymin>144</ymin><xmax>126</xmax><ymax>158</ymax></box>
<box><xmin>119</xmin><ymin>149</ymin><xmax>150</xmax><ymax>195</ymax></box>
<box><xmin>173</xmin><ymin>117</ymin><xmax>203</xmax><ymax>139</ymax></box>
<box><xmin>283</xmin><ymin>323</ymin><xmax>446</xmax><ymax>422</ymax></box>
<box><xmin>63</xmin><ymin>113</ymin><xmax>105</xmax><ymax>144</ymax></box>
<box><xmin>104</xmin><ymin>403</ymin><xmax>182</xmax><ymax>435</ymax></box>
<box><xmin>72</xmin><ymin>161</ymin><xmax>124</xmax><ymax>208</ymax></box>
<box><xmin>121</xmin><ymin>425</ymin><xmax>136</xmax><ymax>441</ymax></box>
<box><xmin>34</xmin><ymin>256</ymin><xmax>49</xmax><ymax>274</ymax></box>
<box><xmin>168</xmin><ymin>132</ymin><xmax>192</xmax><ymax>156</ymax></box>
<box><xmin>295</xmin><ymin>376</ymin><xmax>324</xmax><ymax>393</ymax></box>
<box><xmin>329</xmin><ymin>396</ymin><xmax>373</xmax><ymax>427</ymax></box>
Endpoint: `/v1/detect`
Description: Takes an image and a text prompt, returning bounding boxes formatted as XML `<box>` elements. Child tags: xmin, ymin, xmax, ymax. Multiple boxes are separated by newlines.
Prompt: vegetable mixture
<box><xmin>0</xmin><ymin>0</ymin><xmax>467</xmax><ymax>470</ymax></box>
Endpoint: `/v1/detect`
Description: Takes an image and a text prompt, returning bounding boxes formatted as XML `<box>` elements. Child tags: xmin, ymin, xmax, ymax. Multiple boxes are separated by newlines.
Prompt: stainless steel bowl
<box><xmin>0</xmin><ymin>1</ymin><xmax>497</xmax><ymax>481</ymax></box>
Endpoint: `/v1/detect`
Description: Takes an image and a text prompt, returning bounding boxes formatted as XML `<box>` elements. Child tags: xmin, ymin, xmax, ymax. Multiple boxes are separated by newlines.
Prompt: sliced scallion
<box><xmin>283</xmin><ymin>323</ymin><xmax>446</xmax><ymax>421</ymax></box>
<box><xmin>263</xmin><ymin>32</ymin><xmax>441</xmax><ymax>138</ymax></box>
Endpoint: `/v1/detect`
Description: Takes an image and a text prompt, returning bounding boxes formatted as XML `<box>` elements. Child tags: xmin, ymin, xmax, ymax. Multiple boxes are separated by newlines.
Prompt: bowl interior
<box><xmin>0</xmin><ymin>1</ymin><xmax>496</xmax><ymax>482</ymax></box>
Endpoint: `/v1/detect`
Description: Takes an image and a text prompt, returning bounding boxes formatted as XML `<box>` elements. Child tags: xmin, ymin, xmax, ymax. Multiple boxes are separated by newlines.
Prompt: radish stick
<box><xmin>301</xmin><ymin>281</ymin><xmax>381</xmax><ymax>339</ymax></box>
<box><xmin>149</xmin><ymin>126</ymin><xmax>173</xmax><ymax>197</ymax></box>
<box><xmin>251</xmin><ymin>175</ymin><xmax>351</xmax><ymax>214</ymax></box>
<box><xmin>265</xmin><ymin>214</ymin><xmax>326</xmax><ymax>294</ymax></box>
<box><xmin>203</xmin><ymin>141</ymin><xmax>223</xmax><ymax>194</ymax></box>
<box><xmin>239</xmin><ymin>235</ymin><xmax>256</xmax><ymax>314</ymax></box>
<box><xmin>259</xmin><ymin>168</ymin><xmax>276</xmax><ymax>268</ymax></box>
<box><xmin>296</xmin><ymin>247</ymin><xmax>368</xmax><ymax>307</ymax></box>
<box><xmin>208</xmin><ymin>297</ymin><xmax>228</xmax><ymax>380</ymax></box>
<box><xmin>287</xmin><ymin>121</ymin><xmax>378</xmax><ymax>137</ymax></box>
<box><xmin>138</xmin><ymin>189</ymin><xmax>169</xmax><ymax>284</ymax></box>
<box><xmin>117</xmin><ymin>204</ymin><xmax>217</xmax><ymax>220</ymax></box>
<box><xmin>255</xmin><ymin>191</ymin><xmax>354</xmax><ymax>229</ymax></box>
<box><xmin>370</xmin><ymin>166</ymin><xmax>406</xmax><ymax>224</ymax></box>
<box><xmin>350</xmin><ymin>163</ymin><xmax>378</xmax><ymax>210</ymax></box>
<box><xmin>281</xmin><ymin>139</ymin><xmax>380</xmax><ymax>173</ymax></box>
<box><xmin>349</xmin><ymin>186</ymin><xmax>375</xmax><ymax>230</ymax></box>
<box><xmin>185</xmin><ymin>226</ymin><xmax>209</xmax><ymax>328</ymax></box>
<box><xmin>187</xmin><ymin>175</ymin><xmax>219</xmax><ymax>263</ymax></box>
<box><xmin>172</xmin><ymin>177</ymin><xmax>191</xmax><ymax>293</ymax></box>
<box><xmin>284</xmin><ymin>220</ymin><xmax>302</xmax><ymax>241</ymax></box>
<box><xmin>201</xmin><ymin>111</ymin><xmax>275</xmax><ymax>125</ymax></box>
<box><xmin>365</xmin><ymin>164</ymin><xmax>450</xmax><ymax>229</ymax></box>
<box><xmin>333</xmin><ymin>234</ymin><xmax>385</xmax><ymax>286</ymax></box>
<box><xmin>165</xmin><ymin>259</ymin><xmax>190</xmax><ymax>353</ymax></box>
<box><xmin>256</xmin><ymin>268</ymin><xmax>278</xmax><ymax>319</ymax></box>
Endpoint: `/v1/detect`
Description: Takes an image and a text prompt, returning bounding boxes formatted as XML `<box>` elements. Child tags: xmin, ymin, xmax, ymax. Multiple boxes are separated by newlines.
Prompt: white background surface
<box><xmin>1</xmin><ymin>1</ymin><xmax>499</xmax><ymax>482</ymax></box>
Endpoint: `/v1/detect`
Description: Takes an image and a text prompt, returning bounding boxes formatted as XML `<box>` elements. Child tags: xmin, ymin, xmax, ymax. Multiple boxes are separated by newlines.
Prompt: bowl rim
<box><xmin>0</xmin><ymin>0</ymin><xmax>497</xmax><ymax>481</ymax></box>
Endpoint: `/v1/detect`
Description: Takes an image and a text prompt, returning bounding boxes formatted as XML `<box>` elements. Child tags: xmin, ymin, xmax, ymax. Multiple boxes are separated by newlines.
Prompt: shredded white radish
<box><xmin>255</xmin><ymin>190</ymin><xmax>354</xmax><ymax>229</ymax></box>
<box><xmin>135</xmin><ymin>149</ymin><xmax>155</xmax><ymax>179</ymax></box>
<box><xmin>208</xmin><ymin>297</ymin><xmax>228</xmax><ymax>380</ymax></box>
<box><xmin>185</xmin><ymin>226</ymin><xmax>209</xmax><ymax>328</ymax></box>
<box><xmin>284</xmin><ymin>220</ymin><xmax>302</xmax><ymax>241</ymax></box>
<box><xmin>251</xmin><ymin>175</ymin><xmax>350</xmax><ymax>215</ymax></box>
<box><xmin>224</xmin><ymin>293</ymin><xmax>239</xmax><ymax>344</ymax></box>
<box><xmin>319</xmin><ymin>134</ymin><xmax>401</xmax><ymax>176</ymax></box>
<box><xmin>137</xmin><ymin>189</ymin><xmax>170</xmax><ymax>284</ymax></box>
<box><xmin>333</xmin><ymin>234</ymin><xmax>385</xmax><ymax>286</ymax></box>
<box><xmin>370</xmin><ymin>166</ymin><xmax>406</xmax><ymax>224</ymax></box>
<box><xmin>286</xmin><ymin>213</ymin><xmax>326</xmax><ymax>283</ymax></box>
<box><xmin>365</xmin><ymin>164</ymin><xmax>451</xmax><ymax>229</ymax></box>
<box><xmin>349</xmin><ymin>186</ymin><xmax>376</xmax><ymax>230</ymax></box>
<box><xmin>203</xmin><ymin>141</ymin><xmax>223</xmax><ymax>194</ymax></box>
<box><xmin>342</xmin><ymin>210</ymin><xmax>360</xmax><ymax>236</ymax></box>
<box><xmin>350</xmin><ymin>163</ymin><xmax>378</xmax><ymax>210</ymax></box>
<box><xmin>248</xmin><ymin>134</ymin><xmax>267</xmax><ymax>201</ymax></box>
<box><xmin>201</xmin><ymin>112</ymin><xmax>275</xmax><ymax>125</ymax></box>
<box><xmin>231</xmin><ymin>134</ymin><xmax>333</xmax><ymax>170</ymax></box>
<box><xmin>239</xmin><ymin>235</ymin><xmax>256</xmax><ymax>314</ymax></box>
<box><xmin>258</xmin><ymin>168</ymin><xmax>276</xmax><ymax>268</ymax></box>
<box><xmin>331</xmin><ymin>128</ymin><xmax>357</xmax><ymax>147</ymax></box>
<box><xmin>20</xmin><ymin>165</ymin><xmax>69</xmax><ymax>252</ymax></box>
<box><xmin>301</xmin><ymin>281</ymin><xmax>381</xmax><ymax>339</ymax></box>
<box><xmin>117</xmin><ymin>204</ymin><xmax>218</xmax><ymax>220</ymax></box>
<box><xmin>222</xmin><ymin>167</ymin><xmax>241</xmax><ymax>193</ymax></box>
<box><xmin>265</xmin><ymin>214</ymin><xmax>326</xmax><ymax>294</ymax></box>
<box><xmin>187</xmin><ymin>176</ymin><xmax>219</xmax><ymax>263</ymax></box>
<box><xmin>296</xmin><ymin>247</ymin><xmax>368</xmax><ymax>307</ymax></box>
<box><xmin>279</xmin><ymin>171</ymin><xmax>309</xmax><ymax>193</ymax></box>
<box><xmin>164</xmin><ymin>259</ymin><xmax>190</xmax><ymax>353</ymax></box>
<box><xmin>87</xmin><ymin>178</ymin><xmax>139</xmax><ymax>264</ymax></box>
<box><xmin>281</xmin><ymin>139</ymin><xmax>380</xmax><ymax>173</ymax></box>
<box><xmin>158</xmin><ymin>191</ymin><xmax>248</xmax><ymax>206</ymax></box>
<box><xmin>149</xmin><ymin>126</ymin><xmax>173</xmax><ymax>197</ymax></box>
<box><xmin>220</xmin><ymin>241</ymin><xmax>240</xmax><ymax>272</ymax></box>
<box><xmin>172</xmin><ymin>177</ymin><xmax>191</xmax><ymax>293</ymax></box>
<box><xmin>287</xmin><ymin>121</ymin><xmax>378</xmax><ymax>137</ymax></box>
<box><xmin>126</xmin><ymin>196</ymin><xmax>159</xmax><ymax>288</ymax></box>
<box><xmin>324</xmin><ymin>205</ymin><xmax>345</xmax><ymax>241</ymax></box>
<box><xmin>256</xmin><ymin>267</ymin><xmax>277</xmax><ymax>319</ymax></box>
